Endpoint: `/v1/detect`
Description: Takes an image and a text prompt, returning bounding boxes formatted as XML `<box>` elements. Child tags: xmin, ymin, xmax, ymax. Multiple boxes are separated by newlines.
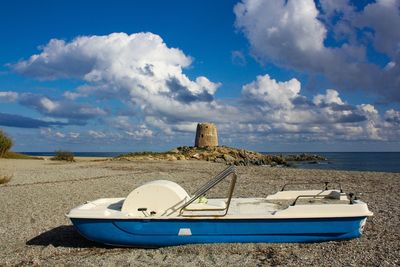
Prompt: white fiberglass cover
<box><xmin>121</xmin><ymin>180</ymin><xmax>190</xmax><ymax>217</ymax></box>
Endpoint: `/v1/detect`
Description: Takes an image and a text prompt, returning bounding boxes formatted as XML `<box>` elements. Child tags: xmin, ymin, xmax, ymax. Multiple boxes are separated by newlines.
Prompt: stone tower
<box><xmin>194</xmin><ymin>122</ymin><xmax>218</xmax><ymax>147</ymax></box>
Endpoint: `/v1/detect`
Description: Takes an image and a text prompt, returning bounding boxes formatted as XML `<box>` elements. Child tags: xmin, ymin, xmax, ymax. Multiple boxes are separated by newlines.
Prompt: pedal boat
<box><xmin>67</xmin><ymin>166</ymin><xmax>373</xmax><ymax>247</ymax></box>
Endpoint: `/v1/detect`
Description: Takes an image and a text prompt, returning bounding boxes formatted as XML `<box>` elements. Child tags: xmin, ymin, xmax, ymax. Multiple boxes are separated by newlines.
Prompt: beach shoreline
<box><xmin>0</xmin><ymin>158</ymin><xmax>399</xmax><ymax>266</ymax></box>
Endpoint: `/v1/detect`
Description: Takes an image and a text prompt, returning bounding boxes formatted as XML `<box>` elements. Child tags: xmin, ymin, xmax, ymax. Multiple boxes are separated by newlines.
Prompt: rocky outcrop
<box><xmin>116</xmin><ymin>146</ymin><xmax>326</xmax><ymax>167</ymax></box>
<box><xmin>283</xmin><ymin>153</ymin><xmax>326</xmax><ymax>162</ymax></box>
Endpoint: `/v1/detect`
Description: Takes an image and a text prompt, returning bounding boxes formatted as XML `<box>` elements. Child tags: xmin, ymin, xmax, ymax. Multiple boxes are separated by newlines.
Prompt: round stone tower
<box><xmin>194</xmin><ymin>122</ymin><xmax>218</xmax><ymax>147</ymax></box>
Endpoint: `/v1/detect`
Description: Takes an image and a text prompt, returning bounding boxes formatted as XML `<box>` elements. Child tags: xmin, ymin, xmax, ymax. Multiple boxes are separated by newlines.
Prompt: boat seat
<box><xmin>122</xmin><ymin>180</ymin><xmax>190</xmax><ymax>217</ymax></box>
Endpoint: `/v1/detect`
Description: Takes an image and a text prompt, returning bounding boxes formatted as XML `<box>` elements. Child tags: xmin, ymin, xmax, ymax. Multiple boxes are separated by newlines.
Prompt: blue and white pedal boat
<box><xmin>67</xmin><ymin>166</ymin><xmax>373</xmax><ymax>247</ymax></box>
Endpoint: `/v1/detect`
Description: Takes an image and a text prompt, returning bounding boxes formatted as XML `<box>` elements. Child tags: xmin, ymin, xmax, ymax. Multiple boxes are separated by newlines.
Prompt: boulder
<box><xmin>223</xmin><ymin>154</ymin><xmax>235</xmax><ymax>162</ymax></box>
<box><xmin>214</xmin><ymin>158</ymin><xmax>226</xmax><ymax>163</ymax></box>
<box><xmin>191</xmin><ymin>153</ymin><xmax>201</xmax><ymax>159</ymax></box>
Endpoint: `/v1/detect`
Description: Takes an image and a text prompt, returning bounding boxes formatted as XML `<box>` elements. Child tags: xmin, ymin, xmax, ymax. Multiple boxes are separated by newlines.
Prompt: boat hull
<box><xmin>70</xmin><ymin>217</ymin><xmax>367</xmax><ymax>247</ymax></box>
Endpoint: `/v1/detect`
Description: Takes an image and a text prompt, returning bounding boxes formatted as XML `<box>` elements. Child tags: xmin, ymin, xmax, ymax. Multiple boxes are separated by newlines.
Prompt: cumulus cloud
<box><xmin>11</xmin><ymin>32</ymin><xmax>227</xmax><ymax>133</ymax></box>
<box><xmin>13</xmin><ymin>32</ymin><xmax>220</xmax><ymax>104</ymax></box>
<box><xmin>242</xmin><ymin>74</ymin><xmax>301</xmax><ymax>109</ymax></box>
<box><xmin>313</xmin><ymin>89</ymin><xmax>344</xmax><ymax>106</ymax></box>
<box><xmin>125</xmin><ymin>125</ymin><xmax>154</xmax><ymax>140</ymax></box>
<box><xmin>7</xmin><ymin>32</ymin><xmax>400</xmax><ymax>146</ymax></box>
<box><xmin>354</xmin><ymin>0</ymin><xmax>400</xmax><ymax>57</ymax></box>
<box><xmin>237</xmin><ymin>74</ymin><xmax>399</xmax><ymax>141</ymax></box>
<box><xmin>385</xmin><ymin>109</ymin><xmax>400</xmax><ymax>125</ymax></box>
<box><xmin>234</xmin><ymin>0</ymin><xmax>400</xmax><ymax>101</ymax></box>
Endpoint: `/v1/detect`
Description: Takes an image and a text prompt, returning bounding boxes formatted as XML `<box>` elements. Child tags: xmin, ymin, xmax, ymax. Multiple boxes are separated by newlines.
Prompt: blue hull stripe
<box><xmin>70</xmin><ymin>217</ymin><xmax>366</xmax><ymax>247</ymax></box>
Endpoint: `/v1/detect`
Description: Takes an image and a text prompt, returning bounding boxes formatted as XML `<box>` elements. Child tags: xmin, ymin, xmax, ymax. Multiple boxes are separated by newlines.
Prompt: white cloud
<box><xmin>234</xmin><ymin>0</ymin><xmax>400</xmax><ymax>101</ymax></box>
<box><xmin>7</xmin><ymin>31</ymin><xmax>400</xmax><ymax>146</ymax></box>
<box><xmin>88</xmin><ymin>130</ymin><xmax>106</xmax><ymax>139</ymax></box>
<box><xmin>12</xmin><ymin>32</ymin><xmax>226</xmax><ymax>132</ymax></box>
<box><xmin>40</xmin><ymin>97</ymin><xmax>59</xmax><ymax>112</ymax></box>
<box><xmin>313</xmin><ymin>89</ymin><xmax>344</xmax><ymax>106</ymax></box>
<box><xmin>242</xmin><ymin>74</ymin><xmax>301</xmax><ymax>109</ymax></box>
<box><xmin>54</xmin><ymin>132</ymin><xmax>65</xmax><ymax>138</ymax></box>
<box><xmin>234</xmin><ymin>0</ymin><xmax>326</xmax><ymax>62</ymax></box>
<box><xmin>69</xmin><ymin>132</ymin><xmax>80</xmax><ymax>139</ymax></box>
<box><xmin>237</xmin><ymin>74</ymin><xmax>400</xmax><ymax>142</ymax></box>
<box><xmin>359</xmin><ymin>104</ymin><xmax>378</xmax><ymax>115</ymax></box>
<box><xmin>385</xmin><ymin>109</ymin><xmax>400</xmax><ymax>124</ymax></box>
<box><xmin>355</xmin><ymin>0</ymin><xmax>400</xmax><ymax>57</ymax></box>
<box><xmin>63</xmin><ymin>91</ymin><xmax>84</xmax><ymax>100</ymax></box>
<box><xmin>0</xmin><ymin>91</ymin><xmax>19</xmax><ymax>102</ymax></box>
<box><xmin>13</xmin><ymin>32</ymin><xmax>220</xmax><ymax>104</ymax></box>
<box><xmin>125</xmin><ymin>125</ymin><xmax>153</xmax><ymax>140</ymax></box>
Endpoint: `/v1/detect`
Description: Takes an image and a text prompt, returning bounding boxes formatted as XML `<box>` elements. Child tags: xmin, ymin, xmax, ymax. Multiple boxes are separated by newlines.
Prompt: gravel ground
<box><xmin>0</xmin><ymin>158</ymin><xmax>399</xmax><ymax>266</ymax></box>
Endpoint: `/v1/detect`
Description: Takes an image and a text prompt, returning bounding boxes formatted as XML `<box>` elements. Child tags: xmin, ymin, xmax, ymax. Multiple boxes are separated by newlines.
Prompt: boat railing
<box><xmin>290</xmin><ymin>195</ymin><xmax>329</xmax><ymax>206</ymax></box>
<box><xmin>179</xmin><ymin>165</ymin><xmax>237</xmax><ymax>217</ymax></box>
<box><xmin>281</xmin><ymin>181</ymin><xmax>343</xmax><ymax>192</ymax></box>
<box><xmin>291</xmin><ymin>192</ymin><xmax>355</xmax><ymax>206</ymax></box>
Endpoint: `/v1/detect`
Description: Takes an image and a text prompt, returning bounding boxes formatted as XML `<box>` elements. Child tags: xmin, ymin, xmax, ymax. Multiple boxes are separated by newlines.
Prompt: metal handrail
<box><xmin>291</xmin><ymin>191</ymin><xmax>354</xmax><ymax>206</ymax></box>
<box><xmin>290</xmin><ymin>194</ymin><xmax>327</xmax><ymax>206</ymax></box>
<box><xmin>191</xmin><ymin>165</ymin><xmax>235</xmax><ymax>196</ymax></box>
<box><xmin>281</xmin><ymin>181</ymin><xmax>343</xmax><ymax>192</ymax></box>
<box><xmin>179</xmin><ymin>165</ymin><xmax>237</xmax><ymax>217</ymax></box>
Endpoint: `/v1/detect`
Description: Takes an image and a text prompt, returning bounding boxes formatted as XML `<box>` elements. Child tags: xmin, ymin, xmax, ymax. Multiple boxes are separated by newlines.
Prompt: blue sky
<box><xmin>1</xmin><ymin>0</ymin><xmax>400</xmax><ymax>152</ymax></box>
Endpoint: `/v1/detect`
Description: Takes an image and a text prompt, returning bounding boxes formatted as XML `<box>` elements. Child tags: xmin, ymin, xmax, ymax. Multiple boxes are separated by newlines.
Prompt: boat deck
<box><xmin>67</xmin><ymin>189</ymin><xmax>372</xmax><ymax>220</ymax></box>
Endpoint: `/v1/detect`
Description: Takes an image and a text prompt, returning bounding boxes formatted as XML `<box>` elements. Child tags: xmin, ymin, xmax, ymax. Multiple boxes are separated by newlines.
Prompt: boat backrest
<box><xmin>121</xmin><ymin>180</ymin><xmax>190</xmax><ymax>217</ymax></box>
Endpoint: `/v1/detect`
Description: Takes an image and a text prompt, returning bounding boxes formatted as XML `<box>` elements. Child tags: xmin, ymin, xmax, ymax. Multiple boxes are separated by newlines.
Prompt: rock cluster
<box><xmin>116</xmin><ymin>146</ymin><xmax>326</xmax><ymax>166</ymax></box>
<box><xmin>174</xmin><ymin>146</ymin><xmax>287</xmax><ymax>166</ymax></box>
<box><xmin>282</xmin><ymin>153</ymin><xmax>326</xmax><ymax>162</ymax></box>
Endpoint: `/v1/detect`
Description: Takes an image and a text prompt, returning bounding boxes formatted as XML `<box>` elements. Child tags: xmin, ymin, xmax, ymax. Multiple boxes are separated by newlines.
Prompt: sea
<box><xmin>264</xmin><ymin>152</ymin><xmax>400</xmax><ymax>173</ymax></box>
<box><xmin>22</xmin><ymin>152</ymin><xmax>400</xmax><ymax>173</ymax></box>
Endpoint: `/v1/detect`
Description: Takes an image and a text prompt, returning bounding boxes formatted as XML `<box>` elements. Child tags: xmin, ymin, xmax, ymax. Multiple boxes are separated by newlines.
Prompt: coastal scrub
<box><xmin>51</xmin><ymin>150</ymin><xmax>75</xmax><ymax>162</ymax></box>
<box><xmin>0</xmin><ymin>174</ymin><xmax>12</xmax><ymax>184</ymax></box>
<box><xmin>0</xmin><ymin>130</ymin><xmax>13</xmax><ymax>158</ymax></box>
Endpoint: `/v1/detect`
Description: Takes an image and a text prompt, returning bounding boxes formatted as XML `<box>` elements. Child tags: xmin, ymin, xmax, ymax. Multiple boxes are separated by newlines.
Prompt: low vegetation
<box><xmin>2</xmin><ymin>151</ymin><xmax>41</xmax><ymax>159</ymax></box>
<box><xmin>0</xmin><ymin>130</ymin><xmax>13</xmax><ymax>158</ymax></box>
<box><xmin>51</xmin><ymin>150</ymin><xmax>75</xmax><ymax>162</ymax></box>
<box><xmin>0</xmin><ymin>174</ymin><xmax>12</xmax><ymax>185</ymax></box>
<box><xmin>119</xmin><ymin>151</ymin><xmax>170</xmax><ymax>157</ymax></box>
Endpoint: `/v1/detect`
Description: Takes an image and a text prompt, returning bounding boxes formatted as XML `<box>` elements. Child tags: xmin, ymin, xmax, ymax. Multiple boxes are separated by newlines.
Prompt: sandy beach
<box><xmin>0</xmin><ymin>158</ymin><xmax>399</xmax><ymax>266</ymax></box>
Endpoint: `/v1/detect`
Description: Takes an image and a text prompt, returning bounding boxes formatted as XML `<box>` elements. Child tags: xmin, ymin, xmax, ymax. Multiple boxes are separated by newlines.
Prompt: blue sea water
<box><xmin>22</xmin><ymin>152</ymin><xmax>400</xmax><ymax>173</ymax></box>
<box><xmin>23</xmin><ymin>152</ymin><xmax>122</xmax><ymax>158</ymax></box>
<box><xmin>264</xmin><ymin>152</ymin><xmax>400</xmax><ymax>173</ymax></box>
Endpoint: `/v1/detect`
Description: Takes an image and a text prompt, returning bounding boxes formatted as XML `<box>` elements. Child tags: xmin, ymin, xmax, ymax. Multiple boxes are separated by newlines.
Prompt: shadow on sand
<box><xmin>26</xmin><ymin>225</ymin><xmax>110</xmax><ymax>248</ymax></box>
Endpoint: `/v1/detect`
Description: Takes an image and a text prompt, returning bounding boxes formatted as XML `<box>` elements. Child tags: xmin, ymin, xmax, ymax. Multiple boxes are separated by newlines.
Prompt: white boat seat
<box><xmin>122</xmin><ymin>180</ymin><xmax>190</xmax><ymax>217</ymax></box>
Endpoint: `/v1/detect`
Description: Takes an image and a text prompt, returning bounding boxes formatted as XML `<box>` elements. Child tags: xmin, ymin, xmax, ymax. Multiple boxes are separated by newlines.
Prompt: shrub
<box><xmin>52</xmin><ymin>150</ymin><xmax>75</xmax><ymax>162</ymax></box>
<box><xmin>0</xmin><ymin>130</ymin><xmax>13</xmax><ymax>158</ymax></box>
<box><xmin>0</xmin><ymin>174</ymin><xmax>12</xmax><ymax>185</ymax></box>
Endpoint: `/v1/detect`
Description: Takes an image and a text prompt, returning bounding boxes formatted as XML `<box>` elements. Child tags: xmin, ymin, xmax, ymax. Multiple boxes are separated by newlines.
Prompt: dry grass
<box><xmin>51</xmin><ymin>150</ymin><xmax>75</xmax><ymax>162</ymax></box>
<box><xmin>0</xmin><ymin>174</ymin><xmax>12</xmax><ymax>185</ymax></box>
<box><xmin>3</xmin><ymin>151</ymin><xmax>42</xmax><ymax>160</ymax></box>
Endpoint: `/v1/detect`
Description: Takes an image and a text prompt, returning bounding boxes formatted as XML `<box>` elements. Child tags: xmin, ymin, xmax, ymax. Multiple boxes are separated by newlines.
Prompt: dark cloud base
<box><xmin>0</xmin><ymin>112</ymin><xmax>66</xmax><ymax>128</ymax></box>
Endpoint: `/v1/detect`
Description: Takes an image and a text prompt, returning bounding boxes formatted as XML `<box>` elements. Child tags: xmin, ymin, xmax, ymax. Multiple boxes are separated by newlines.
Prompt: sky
<box><xmin>0</xmin><ymin>0</ymin><xmax>400</xmax><ymax>152</ymax></box>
